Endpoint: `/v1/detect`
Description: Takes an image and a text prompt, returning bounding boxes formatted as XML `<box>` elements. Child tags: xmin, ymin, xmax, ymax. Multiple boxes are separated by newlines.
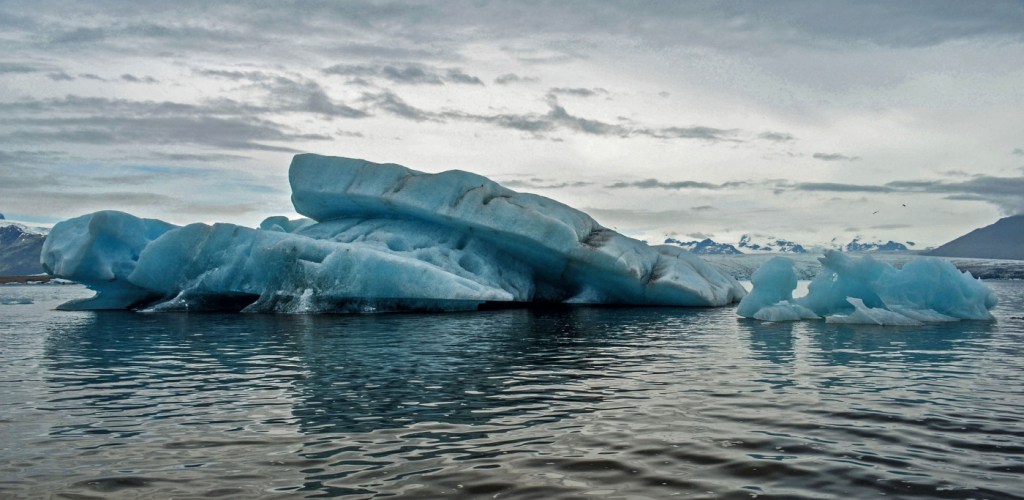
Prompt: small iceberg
<box><xmin>41</xmin><ymin>154</ymin><xmax>747</xmax><ymax>313</ymax></box>
<box><xmin>737</xmin><ymin>251</ymin><xmax>996</xmax><ymax>325</ymax></box>
<box><xmin>0</xmin><ymin>297</ymin><xmax>33</xmax><ymax>305</ymax></box>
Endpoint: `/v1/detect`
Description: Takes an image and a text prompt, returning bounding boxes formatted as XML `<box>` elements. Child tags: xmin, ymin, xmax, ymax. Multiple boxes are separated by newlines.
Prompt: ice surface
<box><xmin>736</xmin><ymin>257</ymin><xmax>819</xmax><ymax>321</ymax></box>
<box><xmin>737</xmin><ymin>250</ymin><xmax>997</xmax><ymax>325</ymax></box>
<box><xmin>752</xmin><ymin>301</ymin><xmax>819</xmax><ymax>322</ymax></box>
<box><xmin>40</xmin><ymin>211</ymin><xmax>176</xmax><ymax>309</ymax></box>
<box><xmin>825</xmin><ymin>297</ymin><xmax>924</xmax><ymax>326</ymax></box>
<box><xmin>41</xmin><ymin>154</ymin><xmax>746</xmax><ymax>312</ymax></box>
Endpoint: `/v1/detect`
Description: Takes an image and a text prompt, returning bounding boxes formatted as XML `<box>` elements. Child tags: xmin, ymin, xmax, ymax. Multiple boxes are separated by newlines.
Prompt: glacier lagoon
<box><xmin>1</xmin><ymin>282</ymin><xmax>1023</xmax><ymax>499</ymax></box>
<box><xmin>11</xmin><ymin>153</ymin><xmax>1021</xmax><ymax>498</ymax></box>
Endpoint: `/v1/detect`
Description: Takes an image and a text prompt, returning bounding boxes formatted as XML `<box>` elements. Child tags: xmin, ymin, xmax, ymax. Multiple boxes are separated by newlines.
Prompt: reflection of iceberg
<box><xmin>41</xmin><ymin>154</ymin><xmax>745</xmax><ymax>312</ymax></box>
<box><xmin>737</xmin><ymin>252</ymin><xmax>997</xmax><ymax>325</ymax></box>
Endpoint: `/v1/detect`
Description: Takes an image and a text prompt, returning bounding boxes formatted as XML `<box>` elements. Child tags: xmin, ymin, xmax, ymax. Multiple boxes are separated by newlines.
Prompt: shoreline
<box><xmin>0</xmin><ymin>275</ymin><xmax>54</xmax><ymax>284</ymax></box>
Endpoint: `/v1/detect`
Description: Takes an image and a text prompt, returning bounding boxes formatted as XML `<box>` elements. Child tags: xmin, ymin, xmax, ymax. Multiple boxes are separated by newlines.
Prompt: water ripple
<box><xmin>0</xmin><ymin>282</ymin><xmax>1022</xmax><ymax>498</ymax></box>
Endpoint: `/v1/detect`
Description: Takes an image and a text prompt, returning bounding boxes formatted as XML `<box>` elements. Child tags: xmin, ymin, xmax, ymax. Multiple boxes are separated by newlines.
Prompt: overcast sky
<box><xmin>2</xmin><ymin>1</ymin><xmax>1023</xmax><ymax>248</ymax></box>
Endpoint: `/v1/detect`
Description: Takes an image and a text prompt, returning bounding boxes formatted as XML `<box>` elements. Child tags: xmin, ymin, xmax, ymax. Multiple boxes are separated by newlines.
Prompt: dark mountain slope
<box><xmin>0</xmin><ymin>225</ymin><xmax>46</xmax><ymax>276</ymax></box>
<box><xmin>927</xmin><ymin>215</ymin><xmax>1024</xmax><ymax>261</ymax></box>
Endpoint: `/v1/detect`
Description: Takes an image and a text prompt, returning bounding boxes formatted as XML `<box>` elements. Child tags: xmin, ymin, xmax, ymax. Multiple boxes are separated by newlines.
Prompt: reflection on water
<box><xmin>0</xmin><ymin>282</ymin><xmax>1023</xmax><ymax>499</ymax></box>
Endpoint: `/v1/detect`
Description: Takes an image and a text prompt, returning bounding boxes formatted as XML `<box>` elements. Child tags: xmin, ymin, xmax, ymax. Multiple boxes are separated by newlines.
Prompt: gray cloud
<box><xmin>813</xmin><ymin>152</ymin><xmax>859</xmax><ymax>161</ymax></box>
<box><xmin>358</xmin><ymin>91</ymin><xmax>739</xmax><ymax>141</ymax></box>
<box><xmin>45</xmin><ymin>22</ymin><xmax>250</xmax><ymax>49</ymax></box>
<box><xmin>941</xmin><ymin>169</ymin><xmax>972</xmax><ymax>177</ymax></box>
<box><xmin>0</xmin><ymin>149</ymin><xmax>67</xmax><ymax>166</ymax></box>
<box><xmin>606</xmin><ymin>179</ymin><xmax>746</xmax><ymax>190</ymax></box>
<box><xmin>378</xmin><ymin>65</ymin><xmax>443</xmax><ymax>85</ymax></box>
<box><xmin>2</xmin><ymin>117</ymin><xmax>326</xmax><ymax>152</ymax></box>
<box><xmin>1012</xmin><ymin>148</ymin><xmax>1024</xmax><ymax>156</ymax></box>
<box><xmin>49</xmin><ymin>26</ymin><xmax>106</xmax><ymax>44</ymax></box>
<box><xmin>795</xmin><ymin>182</ymin><xmax>892</xmax><ymax>192</ymax></box>
<box><xmin>1</xmin><ymin>189</ymin><xmax>177</xmax><ymax>212</ymax></box>
<box><xmin>494</xmin><ymin>73</ymin><xmax>538</xmax><ymax>85</ymax></box>
<box><xmin>361</xmin><ymin>90</ymin><xmax>438</xmax><ymax>122</ymax></box>
<box><xmin>47</xmin><ymin>71</ymin><xmax>74</xmax><ymax>81</ymax></box>
<box><xmin>16</xmin><ymin>2</ymin><xmax>1019</xmax><ymax>57</ymax></box>
<box><xmin>323</xmin><ymin>63</ymin><xmax>483</xmax><ymax>85</ymax></box>
<box><xmin>0</xmin><ymin>94</ymin><xmax>334</xmax><ymax>152</ymax></box>
<box><xmin>691</xmin><ymin>205</ymin><xmax>716</xmax><ymax>211</ymax></box>
<box><xmin>145</xmin><ymin>152</ymin><xmax>250</xmax><ymax>162</ymax></box>
<box><xmin>0</xmin><ymin>62</ymin><xmax>39</xmax><ymax>74</ymax></box>
<box><xmin>194</xmin><ymin>68</ymin><xmax>273</xmax><ymax>81</ymax></box>
<box><xmin>581</xmin><ymin>208</ymin><xmax>698</xmax><ymax>228</ymax></box>
<box><xmin>549</xmin><ymin>87</ymin><xmax>606</xmax><ymax>97</ymax></box>
<box><xmin>645</xmin><ymin>126</ymin><xmax>737</xmax><ymax>141</ymax></box>
<box><xmin>501</xmin><ymin>178</ymin><xmax>592</xmax><ymax>189</ymax></box>
<box><xmin>759</xmin><ymin>131</ymin><xmax>795</xmax><ymax>142</ymax></box>
<box><xmin>793</xmin><ymin>175</ymin><xmax>1024</xmax><ymax>214</ymax></box>
<box><xmin>121</xmin><ymin>74</ymin><xmax>158</xmax><ymax>83</ymax></box>
<box><xmin>171</xmin><ymin>201</ymin><xmax>266</xmax><ymax>217</ymax></box>
<box><xmin>324</xmin><ymin>43</ymin><xmax>455</xmax><ymax>61</ymax></box>
<box><xmin>445</xmin><ymin>68</ymin><xmax>483</xmax><ymax>85</ymax></box>
<box><xmin>261</xmin><ymin>77</ymin><xmax>368</xmax><ymax>118</ymax></box>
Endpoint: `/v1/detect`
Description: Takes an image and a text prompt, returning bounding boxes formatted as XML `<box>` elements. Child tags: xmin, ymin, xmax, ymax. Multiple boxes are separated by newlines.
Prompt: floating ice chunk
<box><xmin>0</xmin><ymin>297</ymin><xmax>33</xmax><ymax>305</ymax></box>
<box><xmin>737</xmin><ymin>258</ymin><xmax>818</xmax><ymax>321</ymax></box>
<box><xmin>40</xmin><ymin>211</ymin><xmax>176</xmax><ymax>309</ymax></box>
<box><xmin>737</xmin><ymin>250</ymin><xmax>997</xmax><ymax>324</ymax></box>
<box><xmin>737</xmin><ymin>257</ymin><xmax>802</xmax><ymax>317</ymax></box>
<box><xmin>825</xmin><ymin>297</ymin><xmax>923</xmax><ymax>326</ymax></box>
<box><xmin>41</xmin><ymin>154</ymin><xmax>745</xmax><ymax>312</ymax></box>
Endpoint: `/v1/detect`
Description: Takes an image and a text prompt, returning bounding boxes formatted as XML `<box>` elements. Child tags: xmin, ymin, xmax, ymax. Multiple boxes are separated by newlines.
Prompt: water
<box><xmin>1</xmin><ymin>283</ymin><xmax>1023</xmax><ymax>499</ymax></box>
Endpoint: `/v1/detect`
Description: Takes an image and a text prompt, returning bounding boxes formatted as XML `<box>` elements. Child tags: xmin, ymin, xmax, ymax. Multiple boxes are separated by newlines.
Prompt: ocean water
<box><xmin>1</xmin><ymin>283</ymin><xmax>1022</xmax><ymax>499</ymax></box>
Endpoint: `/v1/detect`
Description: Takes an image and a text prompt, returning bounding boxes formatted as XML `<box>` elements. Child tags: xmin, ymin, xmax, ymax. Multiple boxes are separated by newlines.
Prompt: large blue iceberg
<box><xmin>737</xmin><ymin>251</ymin><xmax>997</xmax><ymax>325</ymax></box>
<box><xmin>41</xmin><ymin>154</ymin><xmax>747</xmax><ymax>312</ymax></box>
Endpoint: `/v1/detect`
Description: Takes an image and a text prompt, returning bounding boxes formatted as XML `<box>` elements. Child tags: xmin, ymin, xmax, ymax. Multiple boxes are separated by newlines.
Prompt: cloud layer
<box><xmin>0</xmin><ymin>0</ymin><xmax>1022</xmax><ymax>245</ymax></box>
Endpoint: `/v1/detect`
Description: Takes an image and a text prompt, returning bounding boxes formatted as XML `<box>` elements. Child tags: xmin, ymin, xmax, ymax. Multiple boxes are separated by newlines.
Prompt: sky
<box><xmin>1</xmin><ymin>1</ymin><xmax>1023</xmax><ymax>248</ymax></box>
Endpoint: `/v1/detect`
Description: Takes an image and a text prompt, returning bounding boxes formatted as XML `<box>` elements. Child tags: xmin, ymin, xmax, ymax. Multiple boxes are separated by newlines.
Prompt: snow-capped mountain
<box><xmin>0</xmin><ymin>217</ymin><xmax>51</xmax><ymax>236</ymax></box>
<box><xmin>834</xmin><ymin>237</ymin><xmax>912</xmax><ymax>252</ymax></box>
<box><xmin>663</xmin><ymin>238</ymin><xmax>742</xmax><ymax>255</ymax></box>
<box><xmin>736</xmin><ymin>235</ymin><xmax>807</xmax><ymax>253</ymax></box>
<box><xmin>0</xmin><ymin>224</ymin><xmax>46</xmax><ymax>276</ymax></box>
<box><xmin>660</xmin><ymin>233</ymin><xmax>920</xmax><ymax>256</ymax></box>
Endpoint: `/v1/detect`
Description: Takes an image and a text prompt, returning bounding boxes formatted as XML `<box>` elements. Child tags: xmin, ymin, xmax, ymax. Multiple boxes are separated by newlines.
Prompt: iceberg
<box><xmin>735</xmin><ymin>257</ymin><xmax>819</xmax><ymax>322</ymax></box>
<box><xmin>40</xmin><ymin>211</ymin><xmax>176</xmax><ymax>309</ymax></box>
<box><xmin>737</xmin><ymin>250</ymin><xmax>997</xmax><ymax>325</ymax></box>
<box><xmin>41</xmin><ymin>154</ymin><xmax>746</xmax><ymax>312</ymax></box>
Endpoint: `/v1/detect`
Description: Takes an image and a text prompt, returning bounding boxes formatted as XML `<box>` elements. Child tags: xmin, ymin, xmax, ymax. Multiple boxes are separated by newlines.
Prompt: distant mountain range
<box><xmin>663</xmin><ymin>234</ymin><xmax>913</xmax><ymax>255</ymax></box>
<box><xmin>839</xmin><ymin>237</ymin><xmax>912</xmax><ymax>252</ymax></box>
<box><xmin>737</xmin><ymin>235</ymin><xmax>807</xmax><ymax>253</ymax></box>
<box><xmin>926</xmin><ymin>215</ymin><xmax>1024</xmax><ymax>261</ymax></box>
<box><xmin>0</xmin><ymin>223</ymin><xmax>46</xmax><ymax>276</ymax></box>
<box><xmin>663</xmin><ymin>238</ymin><xmax>742</xmax><ymax>254</ymax></box>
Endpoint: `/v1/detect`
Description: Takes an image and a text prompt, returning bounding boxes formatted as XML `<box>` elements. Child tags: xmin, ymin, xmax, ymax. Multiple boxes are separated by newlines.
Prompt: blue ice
<box><xmin>40</xmin><ymin>154</ymin><xmax>747</xmax><ymax>312</ymax></box>
<box><xmin>737</xmin><ymin>251</ymin><xmax>997</xmax><ymax>325</ymax></box>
